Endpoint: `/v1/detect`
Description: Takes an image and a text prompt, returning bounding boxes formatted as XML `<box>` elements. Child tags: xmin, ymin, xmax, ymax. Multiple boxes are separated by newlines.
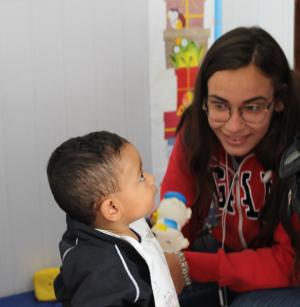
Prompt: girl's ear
<box><xmin>274</xmin><ymin>100</ymin><xmax>284</xmax><ymax>112</ymax></box>
<box><xmin>98</xmin><ymin>198</ymin><xmax>122</xmax><ymax>222</ymax></box>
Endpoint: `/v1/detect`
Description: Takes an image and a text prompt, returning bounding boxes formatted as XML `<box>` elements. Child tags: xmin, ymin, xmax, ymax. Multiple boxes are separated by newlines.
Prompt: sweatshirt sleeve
<box><xmin>160</xmin><ymin>134</ymin><xmax>196</xmax><ymax>206</ymax></box>
<box><xmin>185</xmin><ymin>222</ymin><xmax>297</xmax><ymax>292</ymax></box>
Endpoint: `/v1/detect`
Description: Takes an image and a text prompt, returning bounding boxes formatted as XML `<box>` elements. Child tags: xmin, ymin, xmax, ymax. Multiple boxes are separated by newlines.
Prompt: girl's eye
<box><xmin>243</xmin><ymin>104</ymin><xmax>263</xmax><ymax>112</ymax></box>
<box><xmin>210</xmin><ymin>102</ymin><xmax>228</xmax><ymax>111</ymax></box>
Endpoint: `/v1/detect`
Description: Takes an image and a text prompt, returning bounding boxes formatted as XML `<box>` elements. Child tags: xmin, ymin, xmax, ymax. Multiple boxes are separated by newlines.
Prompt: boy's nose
<box><xmin>150</xmin><ymin>174</ymin><xmax>156</xmax><ymax>185</ymax></box>
<box><xmin>146</xmin><ymin>172</ymin><xmax>155</xmax><ymax>185</ymax></box>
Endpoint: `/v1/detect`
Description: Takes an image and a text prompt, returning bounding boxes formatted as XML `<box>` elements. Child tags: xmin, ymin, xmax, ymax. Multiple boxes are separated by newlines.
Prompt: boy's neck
<box><xmin>95</xmin><ymin>222</ymin><xmax>139</xmax><ymax>241</ymax></box>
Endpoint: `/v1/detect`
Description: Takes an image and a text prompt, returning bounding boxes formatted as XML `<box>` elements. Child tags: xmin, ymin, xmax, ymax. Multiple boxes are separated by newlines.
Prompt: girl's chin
<box><xmin>222</xmin><ymin>144</ymin><xmax>252</xmax><ymax>157</ymax></box>
<box><xmin>220</xmin><ymin>135</ymin><xmax>253</xmax><ymax>156</ymax></box>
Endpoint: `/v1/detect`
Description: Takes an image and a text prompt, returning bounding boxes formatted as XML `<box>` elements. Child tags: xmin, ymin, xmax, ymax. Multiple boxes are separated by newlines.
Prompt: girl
<box><xmin>162</xmin><ymin>27</ymin><xmax>300</xmax><ymax>306</ymax></box>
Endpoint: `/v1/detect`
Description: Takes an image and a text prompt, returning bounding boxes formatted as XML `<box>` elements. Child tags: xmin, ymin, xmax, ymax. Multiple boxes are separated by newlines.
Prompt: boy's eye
<box><xmin>140</xmin><ymin>173</ymin><xmax>145</xmax><ymax>182</ymax></box>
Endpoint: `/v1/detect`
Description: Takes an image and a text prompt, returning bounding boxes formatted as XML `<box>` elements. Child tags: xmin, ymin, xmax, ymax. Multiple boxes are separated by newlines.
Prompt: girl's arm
<box><xmin>161</xmin><ymin>134</ymin><xmax>195</xmax><ymax>206</ymax></box>
<box><xmin>185</xmin><ymin>220</ymin><xmax>298</xmax><ymax>292</ymax></box>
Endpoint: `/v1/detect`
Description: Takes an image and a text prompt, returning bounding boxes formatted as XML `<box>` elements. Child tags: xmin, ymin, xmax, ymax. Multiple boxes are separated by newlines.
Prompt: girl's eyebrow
<box><xmin>244</xmin><ymin>96</ymin><xmax>269</xmax><ymax>103</ymax></box>
<box><xmin>208</xmin><ymin>94</ymin><xmax>269</xmax><ymax>103</ymax></box>
<box><xmin>207</xmin><ymin>95</ymin><xmax>228</xmax><ymax>102</ymax></box>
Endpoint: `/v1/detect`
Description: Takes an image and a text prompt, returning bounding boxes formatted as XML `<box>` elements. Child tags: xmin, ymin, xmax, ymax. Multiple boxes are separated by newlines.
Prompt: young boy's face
<box><xmin>116</xmin><ymin>143</ymin><xmax>157</xmax><ymax>224</ymax></box>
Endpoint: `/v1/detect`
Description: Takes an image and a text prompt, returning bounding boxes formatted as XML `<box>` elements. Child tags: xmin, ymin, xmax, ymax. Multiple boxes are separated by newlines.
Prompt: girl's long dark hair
<box><xmin>178</xmin><ymin>26</ymin><xmax>300</xmax><ymax>280</ymax></box>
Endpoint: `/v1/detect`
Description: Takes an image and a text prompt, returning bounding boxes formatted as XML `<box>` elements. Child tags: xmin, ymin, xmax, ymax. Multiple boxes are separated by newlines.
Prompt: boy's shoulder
<box><xmin>62</xmin><ymin>233</ymin><xmax>117</xmax><ymax>263</ymax></box>
<box><xmin>58</xmin><ymin>217</ymin><xmax>156</xmax><ymax>283</ymax></box>
<box><xmin>60</xmin><ymin>220</ymin><xmax>125</xmax><ymax>263</ymax></box>
<box><xmin>58</xmin><ymin>223</ymin><xmax>137</xmax><ymax>286</ymax></box>
<box><xmin>59</xmin><ymin>217</ymin><xmax>148</xmax><ymax>269</ymax></box>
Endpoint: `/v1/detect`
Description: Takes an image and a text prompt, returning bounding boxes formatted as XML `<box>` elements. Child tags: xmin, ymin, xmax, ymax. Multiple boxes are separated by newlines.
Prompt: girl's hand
<box><xmin>164</xmin><ymin>252</ymin><xmax>185</xmax><ymax>294</ymax></box>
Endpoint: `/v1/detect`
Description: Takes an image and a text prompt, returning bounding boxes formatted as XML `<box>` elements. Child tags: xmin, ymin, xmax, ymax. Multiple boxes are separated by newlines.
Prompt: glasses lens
<box><xmin>207</xmin><ymin>103</ymin><xmax>230</xmax><ymax>122</ymax></box>
<box><xmin>241</xmin><ymin>106</ymin><xmax>268</xmax><ymax>124</ymax></box>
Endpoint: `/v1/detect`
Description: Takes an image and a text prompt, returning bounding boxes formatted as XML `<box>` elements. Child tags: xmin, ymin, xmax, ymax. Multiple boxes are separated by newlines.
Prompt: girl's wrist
<box><xmin>175</xmin><ymin>251</ymin><xmax>191</xmax><ymax>287</ymax></box>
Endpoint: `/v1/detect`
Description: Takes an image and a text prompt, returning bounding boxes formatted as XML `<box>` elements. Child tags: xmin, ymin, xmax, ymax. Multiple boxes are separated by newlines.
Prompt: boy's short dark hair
<box><xmin>47</xmin><ymin>131</ymin><xmax>129</xmax><ymax>225</ymax></box>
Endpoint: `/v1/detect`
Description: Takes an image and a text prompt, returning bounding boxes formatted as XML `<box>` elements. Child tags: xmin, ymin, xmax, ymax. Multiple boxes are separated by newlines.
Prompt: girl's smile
<box><xmin>223</xmin><ymin>134</ymin><xmax>250</xmax><ymax>147</ymax></box>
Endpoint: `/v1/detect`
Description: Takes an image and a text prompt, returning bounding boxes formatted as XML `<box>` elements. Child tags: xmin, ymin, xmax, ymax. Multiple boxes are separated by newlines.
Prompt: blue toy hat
<box><xmin>163</xmin><ymin>191</ymin><xmax>187</xmax><ymax>204</ymax></box>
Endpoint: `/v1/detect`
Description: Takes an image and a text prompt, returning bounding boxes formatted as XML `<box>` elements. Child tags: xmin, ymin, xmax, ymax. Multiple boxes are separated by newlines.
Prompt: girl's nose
<box><xmin>224</xmin><ymin>108</ymin><xmax>245</xmax><ymax>132</ymax></box>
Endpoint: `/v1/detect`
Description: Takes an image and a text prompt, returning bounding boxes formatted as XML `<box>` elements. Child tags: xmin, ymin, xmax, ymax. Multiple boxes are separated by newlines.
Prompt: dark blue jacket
<box><xmin>55</xmin><ymin>216</ymin><xmax>154</xmax><ymax>307</ymax></box>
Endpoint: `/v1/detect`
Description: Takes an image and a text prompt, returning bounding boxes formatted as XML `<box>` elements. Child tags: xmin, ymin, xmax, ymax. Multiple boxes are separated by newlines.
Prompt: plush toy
<box><xmin>151</xmin><ymin>192</ymin><xmax>192</xmax><ymax>253</ymax></box>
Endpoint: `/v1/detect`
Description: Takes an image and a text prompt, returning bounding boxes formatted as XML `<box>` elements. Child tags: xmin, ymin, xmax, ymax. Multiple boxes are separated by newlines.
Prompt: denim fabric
<box><xmin>179</xmin><ymin>284</ymin><xmax>300</xmax><ymax>307</ymax></box>
<box><xmin>230</xmin><ymin>287</ymin><xmax>300</xmax><ymax>307</ymax></box>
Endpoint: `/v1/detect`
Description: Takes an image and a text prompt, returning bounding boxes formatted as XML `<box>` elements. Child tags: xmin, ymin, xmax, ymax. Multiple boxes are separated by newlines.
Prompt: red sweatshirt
<box><xmin>161</xmin><ymin>135</ymin><xmax>298</xmax><ymax>292</ymax></box>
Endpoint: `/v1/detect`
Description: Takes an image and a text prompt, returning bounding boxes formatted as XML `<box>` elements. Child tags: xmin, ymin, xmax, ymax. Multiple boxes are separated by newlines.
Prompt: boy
<box><xmin>47</xmin><ymin>131</ymin><xmax>179</xmax><ymax>307</ymax></box>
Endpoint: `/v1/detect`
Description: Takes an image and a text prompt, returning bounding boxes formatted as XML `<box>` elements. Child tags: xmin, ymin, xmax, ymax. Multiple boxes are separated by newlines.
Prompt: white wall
<box><xmin>149</xmin><ymin>0</ymin><xmax>295</xmax><ymax>195</ymax></box>
<box><xmin>0</xmin><ymin>0</ymin><xmax>150</xmax><ymax>297</ymax></box>
<box><xmin>223</xmin><ymin>0</ymin><xmax>294</xmax><ymax>67</ymax></box>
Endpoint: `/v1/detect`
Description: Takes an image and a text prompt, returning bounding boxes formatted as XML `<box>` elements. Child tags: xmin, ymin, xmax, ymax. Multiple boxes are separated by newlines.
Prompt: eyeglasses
<box><xmin>203</xmin><ymin>100</ymin><xmax>273</xmax><ymax>124</ymax></box>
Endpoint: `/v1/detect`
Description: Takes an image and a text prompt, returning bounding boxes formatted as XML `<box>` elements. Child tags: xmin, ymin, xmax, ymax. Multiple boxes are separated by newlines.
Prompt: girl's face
<box><xmin>207</xmin><ymin>64</ymin><xmax>283</xmax><ymax>157</ymax></box>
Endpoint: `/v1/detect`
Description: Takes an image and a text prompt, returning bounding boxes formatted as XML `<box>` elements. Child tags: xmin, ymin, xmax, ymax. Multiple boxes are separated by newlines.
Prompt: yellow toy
<box><xmin>33</xmin><ymin>267</ymin><xmax>59</xmax><ymax>301</ymax></box>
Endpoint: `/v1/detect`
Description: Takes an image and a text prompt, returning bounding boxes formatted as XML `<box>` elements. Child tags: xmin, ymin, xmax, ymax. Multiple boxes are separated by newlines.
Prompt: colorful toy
<box><xmin>33</xmin><ymin>267</ymin><xmax>60</xmax><ymax>301</ymax></box>
<box><xmin>151</xmin><ymin>192</ymin><xmax>192</xmax><ymax>253</ymax></box>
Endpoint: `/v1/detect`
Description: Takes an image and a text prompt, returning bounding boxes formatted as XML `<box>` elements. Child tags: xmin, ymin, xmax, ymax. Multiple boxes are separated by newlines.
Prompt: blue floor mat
<box><xmin>0</xmin><ymin>291</ymin><xmax>62</xmax><ymax>307</ymax></box>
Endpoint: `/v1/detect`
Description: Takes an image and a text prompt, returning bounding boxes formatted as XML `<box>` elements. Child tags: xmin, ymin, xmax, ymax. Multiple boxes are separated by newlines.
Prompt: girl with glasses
<box><xmin>162</xmin><ymin>26</ymin><xmax>300</xmax><ymax>306</ymax></box>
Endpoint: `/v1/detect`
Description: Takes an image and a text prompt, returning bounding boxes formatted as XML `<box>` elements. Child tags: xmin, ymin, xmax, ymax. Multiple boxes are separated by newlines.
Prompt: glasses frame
<box><xmin>202</xmin><ymin>100</ymin><xmax>274</xmax><ymax>124</ymax></box>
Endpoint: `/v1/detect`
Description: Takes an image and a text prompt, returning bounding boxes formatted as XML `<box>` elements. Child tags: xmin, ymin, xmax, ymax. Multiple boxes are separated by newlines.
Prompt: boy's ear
<box><xmin>97</xmin><ymin>198</ymin><xmax>122</xmax><ymax>222</ymax></box>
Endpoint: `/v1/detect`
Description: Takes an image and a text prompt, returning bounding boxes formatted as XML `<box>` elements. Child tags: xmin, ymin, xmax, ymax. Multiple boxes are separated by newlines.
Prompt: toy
<box><xmin>151</xmin><ymin>192</ymin><xmax>192</xmax><ymax>253</ymax></box>
<box><xmin>33</xmin><ymin>267</ymin><xmax>60</xmax><ymax>301</ymax></box>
